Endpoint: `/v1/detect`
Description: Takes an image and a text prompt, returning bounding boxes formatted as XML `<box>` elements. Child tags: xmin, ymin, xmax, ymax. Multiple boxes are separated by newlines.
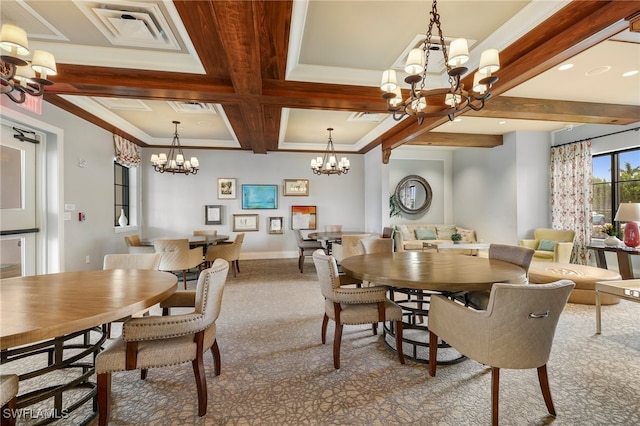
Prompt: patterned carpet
<box><xmin>9</xmin><ymin>258</ymin><xmax>640</xmax><ymax>425</ymax></box>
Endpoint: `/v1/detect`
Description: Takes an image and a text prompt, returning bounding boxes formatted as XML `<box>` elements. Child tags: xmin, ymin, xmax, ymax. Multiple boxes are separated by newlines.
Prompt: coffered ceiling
<box><xmin>2</xmin><ymin>0</ymin><xmax>639</xmax><ymax>160</ymax></box>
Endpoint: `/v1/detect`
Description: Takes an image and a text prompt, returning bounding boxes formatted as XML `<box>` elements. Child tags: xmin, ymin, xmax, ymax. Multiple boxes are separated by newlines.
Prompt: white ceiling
<box><xmin>1</xmin><ymin>0</ymin><xmax>639</xmax><ymax>150</ymax></box>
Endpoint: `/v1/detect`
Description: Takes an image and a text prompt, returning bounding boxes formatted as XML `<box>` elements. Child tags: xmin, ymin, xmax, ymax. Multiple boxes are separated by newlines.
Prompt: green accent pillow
<box><xmin>538</xmin><ymin>239</ymin><xmax>557</xmax><ymax>252</ymax></box>
<box><xmin>415</xmin><ymin>229</ymin><xmax>437</xmax><ymax>240</ymax></box>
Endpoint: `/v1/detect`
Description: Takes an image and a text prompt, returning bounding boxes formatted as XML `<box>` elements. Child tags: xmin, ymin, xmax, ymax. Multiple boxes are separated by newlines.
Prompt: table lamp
<box><xmin>614</xmin><ymin>202</ymin><xmax>640</xmax><ymax>248</ymax></box>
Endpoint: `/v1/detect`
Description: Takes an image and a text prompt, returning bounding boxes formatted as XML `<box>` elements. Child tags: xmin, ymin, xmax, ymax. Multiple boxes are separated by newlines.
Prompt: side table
<box><xmin>595</xmin><ymin>279</ymin><xmax>640</xmax><ymax>334</ymax></box>
<box><xmin>586</xmin><ymin>242</ymin><xmax>640</xmax><ymax>279</ymax></box>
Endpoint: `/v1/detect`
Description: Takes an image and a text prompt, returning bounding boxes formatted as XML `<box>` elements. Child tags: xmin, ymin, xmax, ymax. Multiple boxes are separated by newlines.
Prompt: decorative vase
<box><xmin>623</xmin><ymin>221</ymin><xmax>640</xmax><ymax>247</ymax></box>
<box><xmin>604</xmin><ymin>235</ymin><xmax>620</xmax><ymax>246</ymax></box>
<box><xmin>118</xmin><ymin>209</ymin><xmax>128</xmax><ymax>227</ymax></box>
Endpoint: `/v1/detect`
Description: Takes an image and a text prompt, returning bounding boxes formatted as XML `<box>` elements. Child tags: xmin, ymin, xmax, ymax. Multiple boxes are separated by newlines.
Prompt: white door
<box><xmin>0</xmin><ymin>123</ymin><xmax>37</xmax><ymax>276</ymax></box>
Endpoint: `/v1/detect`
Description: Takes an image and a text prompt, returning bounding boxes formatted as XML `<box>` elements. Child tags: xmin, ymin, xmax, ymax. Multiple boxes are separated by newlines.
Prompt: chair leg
<box><xmin>235</xmin><ymin>260</ymin><xmax>240</xmax><ymax>274</ymax></box>
<box><xmin>491</xmin><ymin>367</ymin><xmax>500</xmax><ymax>426</ymax></box>
<box><xmin>395</xmin><ymin>320</ymin><xmax>405</xmax><ymax>364</ymax></box>
<box><xmin>141</xmin><ymin>369</ymin><xmax>148</xmax><ymax>380</ymax></box>
<box><xmin>211</xmin><ymin>339</ymin><xmax>221</xmax><ymax>376</ymax></box>
<box><xmin>182</xmin><ymin>270</ymin><xmax>188</xmax><ymax>290</ymax></box>
<box><xmin>371</xmin><ymin>323</ymin><xmax>378</xmax><ymax>335</ymax></box>
<box><xmin>299</xmin><ymin>253</ymin><xmax>304</xmax><ymax>273</ymax></box>
<box><xmin>537</xmin><ymin>364</ymin><xmax>556</xmax><ymax>416</ymax></box>
<box><xmin>333</xmin><ymin>323</ymin><xmax>343</xmax><ymax>369</ymax></box>
<box><xmin>162</xmin><ymin>307</ymin><xmax>169</xmax><ymax>316</ymax></box>
<box><xmin>429</xmin><ymin>331</ymin><xmax>438</xmax><ymax>377</ymax></box>
<box><xmin>321</xmin><ymin>314</ymin><xmax>329</xmax><ymax>344</ymax></box>
<box><xmin>97</xmin><ymin>372</ymin><xmax>111</xmax><ymax>426</ymax></box>
<box><xmin>192</xmin><ymin>354</ymin><xmax>207</xmax><ymax>417</ymax></box>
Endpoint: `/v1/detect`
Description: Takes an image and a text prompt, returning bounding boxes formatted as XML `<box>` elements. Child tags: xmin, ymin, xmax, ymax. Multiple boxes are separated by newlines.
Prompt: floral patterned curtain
<box><xmin>550</xmin><ymin>141</ymin><xmax>592</xmax><ymax>264</ymax></box>
<box><xmin>113</xmin><ymin>134</ymin><xmax>141</xmax><ymax>168</ymax></box>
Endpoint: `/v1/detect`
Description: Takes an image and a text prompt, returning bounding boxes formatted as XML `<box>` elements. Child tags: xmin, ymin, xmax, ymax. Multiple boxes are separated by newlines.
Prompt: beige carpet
<box><xmin>8</xmin><ymin>258</ymin><xmax>640</xmax><ymax>425</ymax></box>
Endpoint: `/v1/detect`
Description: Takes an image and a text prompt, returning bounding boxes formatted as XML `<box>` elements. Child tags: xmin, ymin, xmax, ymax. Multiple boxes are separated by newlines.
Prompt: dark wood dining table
<box><xmin>341</xmin><ymin>251</ymin><xmax>526</xmax><ymax>364</ymax></box>
<box><xmin>0</xmin><ymin>269</ymin><xmax>177</xmax><ymax>423</ymax></box>
<box><xmin>140</xmin><ymin>235</ymin><xmax>229</xmax><ymax>247</ymax></box>
<box><xmin>307</xmin><ymin>231</ymin><xmax>370</xmax><ymax>242</ymax></box>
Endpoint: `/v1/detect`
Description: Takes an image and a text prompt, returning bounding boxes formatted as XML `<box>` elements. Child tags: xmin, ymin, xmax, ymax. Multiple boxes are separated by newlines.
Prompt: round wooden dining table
<box><xmin>0</xmin><ymin>269</ymin><xmax>177</xmax><ymax>423</ymax></box>
<box><xmin>341</xmin><ymin>251</ymin><xmax>526</xmax><ymax>364</ymax></box>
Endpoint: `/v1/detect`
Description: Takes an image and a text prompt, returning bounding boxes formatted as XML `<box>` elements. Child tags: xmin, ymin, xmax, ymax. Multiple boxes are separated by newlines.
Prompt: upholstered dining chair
<box><xmin>331</xmin><ymin>234</ymin><xmax>370</xmax><ymax>264</ymax></box>
<box><xmin>295</xmin><ymin>230</ymin><xmax>324</xmax><ymax>273</ymax></box>
<box><xmin>102</xmin><ymin>253</ymin><xmax>163</xmax><ymax>337</ymax></box>
<box><xmin>324</xmin><ymin>225</ymin><xmax>343</xmax><ymax>232</ymax></box>
<box><xmin>1</xmin><ymin>374</ymin><xmax>18</xmax><ymax>426</ymax></box>
<box><xmin>193</xmin><ymin>230</ymin><xmax>217</xmax><ymax>237</ymax></box>
<box><xmin>428</xmin><ymin>280</ymin><xmax>575</xmax><ymax>426</ymax></box>
<box><xmin>359</xmin><ymin>237</ymin><xmax>394</xmax><ymax>254</ymax></box>
<box><xmin>204</xmin><ymin>233</ymin><xmax>244</xmax><ymax>277</ymax></box>
<box><xmin>464</xmin><ymin>244</ymin><xmax>535</xmax><ymax>310</ymax></box>
<box><xmin>153</xmin><ymin>239</ymin><xmax>204</xmax><ymax>289</ymax></box>
<box><xmin>124</xmin><ymin>234</ymin><xmax>155</xmax><ymax>254</ymax></box>
<box><xmin>95</xmin><ymin>259</ymin><xmax>229</xmax><ymax>425</ymax></box>
<box><xmin>312</xmin><ymin>249</ymin><xmax>405</xmax><ymax>369</ymax></box>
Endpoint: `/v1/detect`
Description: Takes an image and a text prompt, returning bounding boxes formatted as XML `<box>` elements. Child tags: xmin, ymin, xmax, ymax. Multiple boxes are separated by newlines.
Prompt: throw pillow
<box><xmin>538</xmin><ymin>239</ymin><xmax>557</xmax><ymax>251</ymax></box>
<box><xmin>456</xmin><ymin>228</ymin><xmax>476</xmax><ymax>242</ymax></box>
<box><xmin>436</xmin><ymin>225</ymin><xmax>456</xmax><ymax>240</ymax></box>
<box><xmin>398</xmin><ymin>225</ymin><xmax>411</xmax><ymax>241</ymax></box>
<box><xmin>414</xmin><ymin>229</ymin><xmax>437</xmax><ymax>240</ymax></box>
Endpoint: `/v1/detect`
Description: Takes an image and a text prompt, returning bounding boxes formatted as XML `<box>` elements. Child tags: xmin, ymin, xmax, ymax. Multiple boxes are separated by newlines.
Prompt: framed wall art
<box><xmin>268</xmin><ymin>217</ymin><xmax>284</xmax><ymax>234</ymax></box>
<box><xmin>205</xmin><ymin>205</ymin><xmax>222</xmax><ymax>225</ymax></box>
<box><xmin>233</xmin><ymin>214</ymin><xmax>259</xmax><ymax>232</ymax></box>
<box><xmin>242</xmin><ymin>184</ymin><xmax>278</xmax><ymax>209</ymax></box>
<box><xmin>283</xmin><ymin>179</ymin><xmax>309</xmax><ymax>196</ymax></box>
<box><xmin>291</xmin><ymin>205</ymin><xmax>317</xmax><ymax>230</ymax></box>
<box><xmin>217</xmin><ymin>178</ymin><xmax>236</xmax><ymax>199</ymax></box>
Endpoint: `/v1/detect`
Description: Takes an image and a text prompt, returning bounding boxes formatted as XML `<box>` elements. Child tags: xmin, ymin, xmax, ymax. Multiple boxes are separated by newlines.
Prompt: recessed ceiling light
<box><xmin>558</xmin><ymin>63</ymin><xmax>573</xmax><ymax>71</ymax></box>
<box><xmin>585</xmin><ymin>66</ymin><xmax>611</xmax><ymax>76</ymax></box>
<box><xmin>498</xmin><ymin>120</ymin><xmax>506</xmax><ymax>125</ymax></box>
<box><xmin>623</xmin><ymin>70</ymin><xmax>639</xmax><ymax>77</ymax></box>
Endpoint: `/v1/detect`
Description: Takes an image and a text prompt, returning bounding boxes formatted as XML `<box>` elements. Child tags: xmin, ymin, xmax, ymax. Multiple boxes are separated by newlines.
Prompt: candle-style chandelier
<box><xmin>310</xmin><ymin>128</ymin><xmax>350</xmax><ymax>176</ymax></box>
<box><xmin>380</xmin><ymin>0</ymin><xmax>500</xmax><ymax>124</ymax></box>
<box><xmin>1</xmin><ymin>24</ymin><xmax>57</xmax><ymax>104</ymax></box>
<box><xmin>150</xmin><ymin>121</ymin><xmax>199</xmax><ymax>175</ymax></box>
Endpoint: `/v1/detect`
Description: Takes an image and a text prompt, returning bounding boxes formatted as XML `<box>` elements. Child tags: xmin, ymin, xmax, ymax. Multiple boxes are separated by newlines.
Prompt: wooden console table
<box><xmin>587</xmin><ymin>242</ymin><xmax>640</xmax><ymax>279</ymax></box>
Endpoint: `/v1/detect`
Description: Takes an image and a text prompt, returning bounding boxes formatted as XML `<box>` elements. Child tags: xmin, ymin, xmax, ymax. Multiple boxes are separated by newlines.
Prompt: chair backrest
<box><xmin>489</xmin><ymin>244</ymin><xmax>534</xmax><ymax>283</ymax></box>
<box><xmin>360</xmin><ymin>237</ymin><xmax>393</xmax><ymax>254</ymax></box>
<box><xmin>103</xmin><ymin>253</ymin><xmax>162</xmax><ymax>270</ymax></box>
<box><xmin>325</xmin><ymin>225</ymin><xmax>343</xmax><ymax>232</ymax></box>
<box><xmin>193</xmin><ymin>230</ymin><xmax>217</xmax><ymax>237</ymax></box>
<box><xmin>153</xmin><ymin>239</ymin><xmax>191</xmax><ymax>270</ymax></box>
<box><xmin>484</xmin><ymin>280</ymin><xmax>574</xmax><ymax>369</ymax></box>
<box><xmin>533</xmin><ymin>228</ymin><xmax>575</xmax><ymax>243</ymax></box>
<box><xmin>312</xmin><ymin>249</ymin><xmax>341</xmax><ymax>301</ymax></box>
<box><xmin>0</xmin><ymin>374</ymin><xmax>18</xmax><ymax>407</ymax></box>
<box><xmin>124</xmin><ymin>234</ymin><xmax>142</xmax><ymax>247</ymax></box>
<box><xmin>338</xmin><ymin>234</ymin><xmax>370</xmax><ymax>257</ymax></box>
<box><xmin>382</xmin><ymin>227</ymin><xmax>394</xmax><ymax>238</ymax></box>
<box><xmin>195</xmin><ymin>259</ymin><xmax>229</xmax><ymax>326</ymax></box>
<box><xmin>205</xmin><ymin>233</ymin><xmax>245</xmax><ymax>262</ymax></box>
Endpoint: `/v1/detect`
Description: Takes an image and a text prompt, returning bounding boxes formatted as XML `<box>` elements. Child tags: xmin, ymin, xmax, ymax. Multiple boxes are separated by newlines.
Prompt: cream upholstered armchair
<box><xmin>103</xmin><ymin>253</ymin><xmax>163</xmax><ymax>337</ymax></box>
<box><xmin>312</xmin><ymin>250</ymin><xmax>405</xmax><ymax>369</ymax></box>
<box><xmin>154</xmin><ymin>239</ymin><xmax>204</xmax><ymax>289</ymax></box>
<box><xmin>464</xmin><ymin>244</ymin><xmax>535</xmax><ymax>310</ymax></box>
<box><xmin>95</xmin><ymin>259</ymin><xmax>229</xmax><ymax>425</ymax></box>
<box><xmin>1</xmin><ymin>374</ymin><xmax>18</xmax><ymax>426</ymax></box>
<box><xmin>204</xmin><ymin>233</ymin><xmax>244</xmax><ymax>277</ymax></box>
<box><xmin>295</xmin><ymin>230</ymin><xmax>324</xmax><ymax>273</ymax></box>
<box><xmin>519</xmin><ymin>229</ymin><xmax>575</xmax><ymax>263</ymax></box>
<box><xmin>124</xmin><ymin>234</ymin><xmax>155</xmax><ymax>254</ymax></box>
<box><xmin>428</xmin><ymin>280</ymin><xmax>575</xmax><ymax>426</ymax></box>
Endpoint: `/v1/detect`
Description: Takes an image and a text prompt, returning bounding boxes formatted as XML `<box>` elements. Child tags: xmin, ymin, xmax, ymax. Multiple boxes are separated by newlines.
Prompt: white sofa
<box><xmin>393</xmin><ymin>224</ymin><xmax>477</xmax><ymax>252</ymax></box>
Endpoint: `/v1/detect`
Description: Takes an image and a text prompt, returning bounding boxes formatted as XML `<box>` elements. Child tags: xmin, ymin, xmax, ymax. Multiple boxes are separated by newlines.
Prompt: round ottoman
<box><xmin>528</xmin><ymin>262</ymin><xmax>622</xmax><ymax>305</ymax></box>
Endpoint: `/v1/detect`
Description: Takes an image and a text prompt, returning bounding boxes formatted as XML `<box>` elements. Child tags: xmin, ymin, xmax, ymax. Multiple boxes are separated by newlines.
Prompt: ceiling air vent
<box><xmin>75</xmin><ymin>1</ymin><xmax>180</xmax><ymax>50</ymax></box>
<box><xmin>167</xmin><ymin>101</ymin><xmax>217</xmax><ymax>114</ymax></box>
<box><xmin>95</xmin><ymin>97</ymin><xmax>151</xmax><ymax>111</ymax></box>
<box><xmin>347</xmin><ymin>112</ymin><xmax>386</xmax><ymax>123</ymax></box>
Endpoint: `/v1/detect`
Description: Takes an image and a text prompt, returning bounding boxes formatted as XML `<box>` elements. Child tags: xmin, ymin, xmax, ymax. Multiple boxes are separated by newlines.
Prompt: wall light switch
<box><xmin>64</xmin><ymin>212</ymin><xmax>71</xmax><ymax>221</ymax></box>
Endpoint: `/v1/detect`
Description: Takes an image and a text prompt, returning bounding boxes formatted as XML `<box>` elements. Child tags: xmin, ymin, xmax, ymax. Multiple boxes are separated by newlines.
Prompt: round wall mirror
<box><xmin>394</xmin><ymin>175</ymin><xmax>432</xmax><ymax>215</ymax></box>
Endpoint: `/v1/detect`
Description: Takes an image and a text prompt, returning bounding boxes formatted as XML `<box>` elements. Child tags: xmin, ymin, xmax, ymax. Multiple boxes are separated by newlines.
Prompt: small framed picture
<box><xmin>283</xmin><ymin>179</ymin><xmax>309</xmax><ymax>196</ymax></box>
<box><xmin>233</xmin><ymin>213</ymin><xmax>259</xmax><ymax>232</ymax></box>
<box><xmin>218</xmin><ymin>178</ymin><xmax>237</xmax><ymax>199</ymax></box>
<box><xmin>291</xmin><ymin>205</ymin><xmax>317</xmax><ymax>230</ymax></box>
<box><xmin>205</xmin><ymin>205</ymin><xmax>222</xmax><ymax>225</ymax></box>
<box><xmin>268</xmin><ymin>217</ymin><xmax>284</xmax><ymax>234</ymax></box>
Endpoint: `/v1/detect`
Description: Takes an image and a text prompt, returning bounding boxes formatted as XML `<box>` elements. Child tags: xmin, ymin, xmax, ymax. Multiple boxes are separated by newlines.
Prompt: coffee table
<box><xmin>422</xmin><ymin>242</ymin><xmax>490</xmax><ymax>252</ymax></box>
<box><xmin>595</xmin><ymin>279</ymin><xmax>640</xmax><ymax>334</ymax></box>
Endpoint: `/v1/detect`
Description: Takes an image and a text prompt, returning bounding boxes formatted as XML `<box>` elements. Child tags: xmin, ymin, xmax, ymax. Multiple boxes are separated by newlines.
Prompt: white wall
<box><xmin>141</xmin><ymin>148</ymin><xmax>366</xmax><ymax>259</ymax></box>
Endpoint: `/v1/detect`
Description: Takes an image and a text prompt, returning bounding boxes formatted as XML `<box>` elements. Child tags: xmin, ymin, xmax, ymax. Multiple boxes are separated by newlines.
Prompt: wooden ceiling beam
<box><xmin>379</xmin><ymin>1</ymin><xmax>640</xmax><ymax>159</ymax></box>
<box><xmin>467</xmin><ymin>97</ymin><xmax>640</xmax><ymax>126</ymax></box>
<box><xmin>407</xmin><ymin>133</ymin><xmax>503</xmax><ymax>148</ymax></box>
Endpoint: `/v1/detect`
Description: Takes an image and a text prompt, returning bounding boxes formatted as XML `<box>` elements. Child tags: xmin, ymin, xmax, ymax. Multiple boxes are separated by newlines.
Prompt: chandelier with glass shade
<box><xmin>150</xmin><ymin>121</ymin><xmax>200</xmax><ymax>175</ymax></box>
<box><xmin>380</xmin><ymin>0</ymin><xmax>500</xmax><ymax>124</ymax></box>
<box><xmin>310</xmin><ymin>128</ymin><xmax>350</xmax><ymax>176</ymax></box>
<box><xmin>1</xmin><ymin>23</ymin><xmax>57</xmax><ymax>104</ymax></box>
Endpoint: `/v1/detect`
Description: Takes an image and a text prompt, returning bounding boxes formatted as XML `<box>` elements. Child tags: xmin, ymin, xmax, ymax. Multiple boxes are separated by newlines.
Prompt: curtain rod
<box><xmin>553</xmin><ymin>126</ymin><xmax>640</xmax><ymax>148</ymax></box>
